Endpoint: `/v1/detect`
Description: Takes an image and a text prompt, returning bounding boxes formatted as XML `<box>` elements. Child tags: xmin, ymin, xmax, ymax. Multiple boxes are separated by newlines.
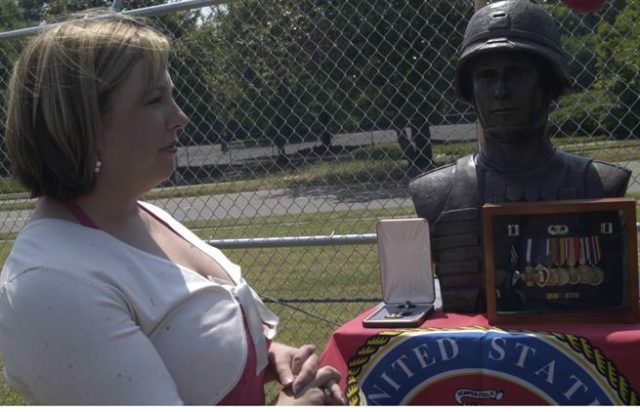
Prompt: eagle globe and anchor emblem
<box><xmin>346</xmin><ymin>327</ymin><xmax>639</xmax><ymax>405</ymax></box>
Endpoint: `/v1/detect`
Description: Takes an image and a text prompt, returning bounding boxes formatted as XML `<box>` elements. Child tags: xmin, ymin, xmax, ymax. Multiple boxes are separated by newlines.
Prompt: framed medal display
<box><xmin>483</xmin><ymin>198</ymin><xmax>639</xmax><ymax>324</ymax></box>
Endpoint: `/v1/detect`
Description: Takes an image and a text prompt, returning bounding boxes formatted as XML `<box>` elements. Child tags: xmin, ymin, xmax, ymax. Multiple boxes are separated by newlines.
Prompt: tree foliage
<box><xmin>547</xmin><ymin>0</ymin><xmax>638</xmax><ymax>139</ymax></box>
<box><xmin>593</xmin><ymin>0</ymin><xmax>640</xmax><ymax>139</ymax></box>
<box><xmin>191</xmin><ymin>0</ymin><xmax>472</xmax><ymax>151</ymax></box>
<box><xmin>1</xmin><ymin>0</ymin><xmax>639</xmax><ymax>158</ymax></box>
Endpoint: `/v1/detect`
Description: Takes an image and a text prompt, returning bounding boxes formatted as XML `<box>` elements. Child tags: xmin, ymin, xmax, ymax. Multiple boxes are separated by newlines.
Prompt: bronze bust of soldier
<box><xmin>409</xmin><ymin>0</ymin><xmax>631</xmax><ymax>313</ymax></box>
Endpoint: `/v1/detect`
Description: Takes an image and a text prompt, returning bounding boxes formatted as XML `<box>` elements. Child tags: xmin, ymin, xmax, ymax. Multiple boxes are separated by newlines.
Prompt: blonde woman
<box><xmin>0</xmin><ymin>11</ymin><xmax>343</xmax><ymax>405</ymax></box>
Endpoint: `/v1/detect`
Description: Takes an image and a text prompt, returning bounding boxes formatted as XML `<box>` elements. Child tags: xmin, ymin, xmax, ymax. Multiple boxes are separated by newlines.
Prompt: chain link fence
<box><xmin>0</xmin><ymin>0</ymin><xmax>639</xmax><ymax>378</ymax></box>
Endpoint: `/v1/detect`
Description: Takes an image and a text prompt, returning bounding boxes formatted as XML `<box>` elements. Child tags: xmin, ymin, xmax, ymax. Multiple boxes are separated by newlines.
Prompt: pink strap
<box><xmin>63</xmin><ymin>202</ymin><xmax>100</xmax><ymax>229</ymax></box>
<box><xmin>218</xmin><ymin>312</ymin><xmax>269</xmax><ymax>405</ymax></box>
<box><xmin>64</xmin><ymin>202</ymin><xmax>160</xmax><ymax>231</ymax></box>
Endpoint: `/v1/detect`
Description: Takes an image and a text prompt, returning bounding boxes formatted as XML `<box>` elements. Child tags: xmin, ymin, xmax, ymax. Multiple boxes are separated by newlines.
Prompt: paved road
<box><xmin>153</xmin><ymin>183</ymin><xmax>413</xmax><ymax>222</ymax></box>
<box><xmin>0</xmin><ymin>182</ymin><xmax>414</xmax><ymax>233</ymax></box>
<box><xmin>151</xmin><ymin>161</ymin><xmax>640</xmax><ymax>224</ymax></box>
<box><xmin>2</xmin><ymin>161</ymin><xmax>639</xmax><ymax>234</ymax></box>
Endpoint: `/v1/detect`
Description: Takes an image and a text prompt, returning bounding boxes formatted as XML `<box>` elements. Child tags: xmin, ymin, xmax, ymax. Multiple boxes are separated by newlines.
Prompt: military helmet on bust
<box><xmin>456</xmin><ymin>0</ymin><xmax>572</xmax><ymax>101</ymax></box>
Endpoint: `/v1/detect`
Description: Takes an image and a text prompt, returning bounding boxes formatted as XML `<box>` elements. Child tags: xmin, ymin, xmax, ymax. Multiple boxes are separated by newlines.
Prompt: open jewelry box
<box><xmin>362</xmin><ymin>218</ymin><xmax>435</xmax><ymax>328</ymax></box>
<box><xmin>483</xmin><ymin>198</ymin><xmax>639</xmax><ymax>324</ymax></box>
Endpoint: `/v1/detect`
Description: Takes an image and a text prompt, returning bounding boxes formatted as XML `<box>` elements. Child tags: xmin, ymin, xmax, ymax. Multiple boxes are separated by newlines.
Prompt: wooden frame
<box><xmin>483</xmin><ymin>198</ymin><xmax>639</xmax><ymax>324</ymax></box>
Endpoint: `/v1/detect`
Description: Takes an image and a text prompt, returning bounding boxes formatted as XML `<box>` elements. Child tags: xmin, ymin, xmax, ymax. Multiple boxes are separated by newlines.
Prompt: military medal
<box><xmin>584</xmin><ymin>236</ymin><xmax>593</xmax><ymax>285</ymax></box>
<box><xmin>591</xmin><ymin>267</ymin><xmax>605</xmax><ymax>286</ymax></box>
<box><xmin>584</xmin><ymin>235</ymin><xmax>597</xmax><ymax>285</ymax></box>
<box><xmin>593</xmin><ymin>236</ymin><xmax>605</xmax><ymax>286</ymax></box>
<box><xmin>556</xmin><ymin>237</ymin><xmax>569</xmax><ymax>286</ymax></box>
<box><xmin>548</xmin><ymin>268</ymin><xmax>559</xmax><ymax>287</ymax></box>
<box><xmin>588</xmin><ymin>236</ymin><xmax>605</xmax><ymax>286</ymax></box>
<box><xmin>524</xmin><ymin>238</ymin><xmax>535</xmax><ymax>287</ymax></box>
<box><xmin>535</xmin><ymin>238</ymin><xmax>552</xmax><ymax>287</ymax></box>
<box><xmin>534</xmin><ymin>263</ymin><xmax>550</xmax><ymax>287</ymax></box>
<box><xmin>547</xmin><ymin>238</ymin><xmax>559</xmax><ymax>287</ymax></box>
<box><xmin>567</xmin><ymin>237</ymin><xmax>579</xmax><ymax>285</ymax></box>
<box><xmin>556</xmin><ymin>269</ymin><xmax>569</xmax><ymax>287</ymax></box>
<box><xmin>509</xmin><ymin>243</ymin><xmax>521</xmax><ymax>286</ymax></box>
<box><xmin>547</xmin><ymin>238</ymin><xmax>556</xmax><ymax>287</ymax></box>
<box><xmin>577</xmin><ymin>236</ymin><xmax>591</xmax><ymax>284</ymax></box>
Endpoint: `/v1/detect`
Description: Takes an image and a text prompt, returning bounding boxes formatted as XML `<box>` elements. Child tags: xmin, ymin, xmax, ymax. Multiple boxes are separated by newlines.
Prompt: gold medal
<box><xmin>549</xmin><ymin>238</ymin><xmax>559</xmax><ymax>287</ymax></box>
<box><xmin>567</xmin><ymin>267</ymin><xmax>579</xmax><ymax>285</ymax></box>
<box><xmin>588</xmin><ymin>267</ymin><xmax>598</xmax><ymax>285</ymax></box>
<box><xmin>547</xmin><ymin>268</ymin><xmax>558</xmax><ymax>287</ymax></box>
<box><xmin>523</xmin><ymin>239</ymin><xmax>535</xmax><ymax>287</ymax></box>
<box><xmin>557</xmin><ymin>267</ymin><xmax>569</xmax><ymax>286</ymax></box>
<box><xmin>584</xmin><ymin>236</ymin><xmax>599</xmax><ymax>286</ymax></box>
<box><xmin>590</xmin><ymin>266</ymin><xmax>605</xmax><ymax>286</ymax></box>
<box><xmin>577</xmin><ymin>265</ymin><xmax>590</xmax><ymax>284</ymax></box>
<box><xmin>534</xmin><ymin>264</ymin><xmax>550</xmax><ymax>288</ymax></box>
<box><xmin>524</xmin><ymin>265</ymin><xmax>535</xmax><ymax>287</ymax></box>
<box><xmin>554</xmin><ymin>238</ymin><xmax>569</xmax><ymax>287</ymax></box>
<box><xmin>577</xmin><ymin>237</ymin><xmax>590</xmax><ymax>284</ymax></box>
<box><xmin>566</xmin><ymin>238</ymin><xmax>579</xmax><ymax>284</ymax></box>
<box><xmin>590</xmin><ymin>236</ymin><xmax>604</xmax><ymax>286</ymax></box>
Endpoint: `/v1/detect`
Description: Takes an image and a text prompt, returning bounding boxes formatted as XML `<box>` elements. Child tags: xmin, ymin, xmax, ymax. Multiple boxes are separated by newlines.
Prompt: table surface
<box><xmin>319</xmin><ymin>306</ymin><xmax>640</xmax><ymax>405</ymax></box>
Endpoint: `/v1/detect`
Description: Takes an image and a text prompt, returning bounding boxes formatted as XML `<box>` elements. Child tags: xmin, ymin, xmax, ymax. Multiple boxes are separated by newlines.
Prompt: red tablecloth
<box><xmin>319</xmin><ymin>307</ymin><xmax>640</xmax><ymax>405</ymax></box>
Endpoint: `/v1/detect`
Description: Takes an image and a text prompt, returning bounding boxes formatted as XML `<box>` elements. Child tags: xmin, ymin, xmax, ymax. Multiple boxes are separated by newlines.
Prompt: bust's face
<box><xmin>471</xmin><ymin>51</ymin><xmax>549</xmax><ymax>139</ymax></box>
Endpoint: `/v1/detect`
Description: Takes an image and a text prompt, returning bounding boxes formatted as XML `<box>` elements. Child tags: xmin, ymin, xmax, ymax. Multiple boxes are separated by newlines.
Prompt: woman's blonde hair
<box><xmin>4</xmin><ymin>10</ymin><xmax>170</xmax><ymax>200</ymax></box>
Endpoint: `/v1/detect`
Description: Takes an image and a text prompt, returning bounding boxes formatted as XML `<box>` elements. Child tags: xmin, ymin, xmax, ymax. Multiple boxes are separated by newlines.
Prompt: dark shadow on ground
<box><xmin>169</xmin><ymin>144</ymin><xmax>416</xmax><ymax>203</ymax></box>
<box><xmin>281</xmin><ymin>182</ymin><xmax>411</xmax><ymax>204</ymax></box>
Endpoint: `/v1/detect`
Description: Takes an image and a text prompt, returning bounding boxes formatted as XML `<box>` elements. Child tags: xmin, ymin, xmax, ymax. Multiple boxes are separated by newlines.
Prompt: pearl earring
<box><xmin>94</xmin><ymin>159</ymin><xmax>102</xmax><ymax>174</ymax></box>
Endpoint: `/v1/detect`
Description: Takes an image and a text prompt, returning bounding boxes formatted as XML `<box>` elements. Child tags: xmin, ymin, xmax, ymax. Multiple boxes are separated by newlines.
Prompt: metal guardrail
<box><xmin>0</xmin><ymin>0</ymin><xmax>228</xmax><ymax>40</ymax></box>
<box><xmin>208</xmin><ymin>223</ymin><xmax>640</xmax><ymax>250</ymax></box>
<box><xmin>206</xmin><ymin>233</ymin><xmax>377</xmax><ymax>249</ymax></box>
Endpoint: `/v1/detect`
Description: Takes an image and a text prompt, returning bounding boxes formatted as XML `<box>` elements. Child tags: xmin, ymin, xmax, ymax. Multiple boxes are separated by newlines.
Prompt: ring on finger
<box><xmin>323</xmin><ymin>387</ymin><xmax>332</xmax><ymax>397</ymax></box>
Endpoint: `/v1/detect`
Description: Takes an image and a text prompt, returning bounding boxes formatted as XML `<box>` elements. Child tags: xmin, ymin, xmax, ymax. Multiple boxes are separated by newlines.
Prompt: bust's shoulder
<box><xmin>409</xmin><ymin>155</ymin><xmax>475</xmax><ymax>220</ymax></box>
<box><xmin>409</xmin><ymin>154</ymin><xmax>476</xmax><ymax>189</ymax></box>
<box><xmin>557</xmin><ymin>151</ymin><xmax>631</xmax><ymax>197</ymax></box>
<box><xmin>409</xmin><ymin>162</ymin><xmax>456</xmax><ymax>192</ymax></box>
<box><xmin>590</xmin><ymin>158</ymin><xmax>631</xmax><ymax>178</ymax></box>
<box><xmin>591</xmin><ymin>159</ymin><xmax>631</xmax><ymax>197</ymax></box>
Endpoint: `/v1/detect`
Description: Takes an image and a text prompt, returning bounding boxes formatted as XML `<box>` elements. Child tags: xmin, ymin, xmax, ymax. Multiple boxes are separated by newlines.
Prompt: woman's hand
<box><xmin>267</xmin><ymin>342</ymin><xmax>344</xmax><ymax>405</ymax></box>
<box><xmin>274</xmin><ymin>365</ymin><xmax>344</xmax><ymax>405</ymax></box>
<box><xmin>267</xmin><ymin>342</ymin><xmax>317</xmax><ymax>393</ymax></box>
